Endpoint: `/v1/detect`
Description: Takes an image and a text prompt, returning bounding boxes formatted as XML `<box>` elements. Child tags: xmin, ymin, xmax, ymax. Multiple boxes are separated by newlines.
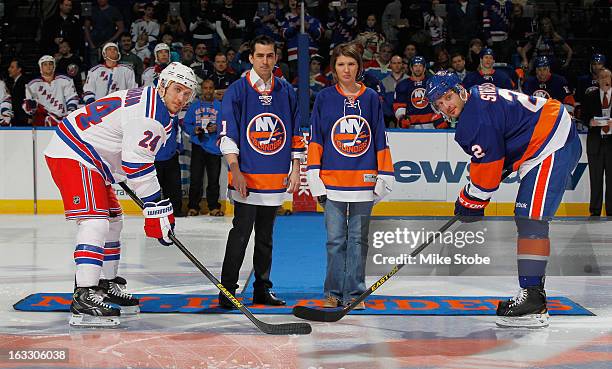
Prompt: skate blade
<box><xmin>69</xmin><ymin>314</ymin><xmax>120</xmax><ymax>327</ymax></box>
<box><xmin>120</xmin><ymin>305</ymin><xmax>140</xmax><ymax>315</ymax></box>
<box><xmin>496</xmin><ymin>312</ymin><xmax>550</xmax><ymax>328</ymax></box>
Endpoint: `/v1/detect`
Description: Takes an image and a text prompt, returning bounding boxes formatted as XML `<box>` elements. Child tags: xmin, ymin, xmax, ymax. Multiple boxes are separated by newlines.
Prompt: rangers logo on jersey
<box><xmin>246</xmin><ymin>113</ymin><xmax>286</xmax><ymax>155</ymax></box>
<box><xmin>533</xmin><ymin>89</ymin><xmax>550</xmax><ymax>98</ymax></box>
<box><xmin>331</xmin><ymin>115</ymin><xmax>371</xmax><ymax>157</ymax></box>
<box><xmin>411</xmin><ymin>88</ymin><xmax>429</xmax><ymax>109</ymax></box>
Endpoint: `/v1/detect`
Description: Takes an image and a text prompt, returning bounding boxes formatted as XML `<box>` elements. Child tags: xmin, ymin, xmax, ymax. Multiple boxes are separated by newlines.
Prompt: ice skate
<box><xmin>496</xmin><ymin>286</ymin><xmax>550</xmax><ymax>328</ymax></box>
<box><xmin>99</xmin><ymin>277</ymin><xmax>140</xmax><ymax>314</ymax></box>
<box><xmin>69</xmin><ymin>287</ymin><xmax>120</xmax><ymax>327</ymax></box>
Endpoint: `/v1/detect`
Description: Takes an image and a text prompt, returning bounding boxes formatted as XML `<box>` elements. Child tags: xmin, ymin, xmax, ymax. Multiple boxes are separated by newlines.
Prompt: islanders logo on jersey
<box><xmin>331</xmin><ymin>115</ymin><xmax>371</xmax><ymax>157</ymax></box>
<box><xmin>411</xmin><ymin>88</ymin><xmax>429</xmax><ymax>109</ymax></box>
<box><xmin>533</xmin><ymin>89</ymin><xmax>551</xmax><ymax>99</ymax></box>
<box><xmin>246</xmin><ymin>112</ymin><xmax>286</xmax><ymax>155</ymax></box>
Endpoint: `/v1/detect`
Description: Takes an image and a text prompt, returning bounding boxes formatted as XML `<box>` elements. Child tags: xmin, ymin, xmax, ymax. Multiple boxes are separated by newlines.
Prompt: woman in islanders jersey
<box><xmin>426</xmin><ymin>71</ymin><xmax>581</xmax><ymax>328</ymax></box>
<box><xmin>307</xmin><ymin>42</ymin><xmax>394</xmax><ymax>310</ymax></box>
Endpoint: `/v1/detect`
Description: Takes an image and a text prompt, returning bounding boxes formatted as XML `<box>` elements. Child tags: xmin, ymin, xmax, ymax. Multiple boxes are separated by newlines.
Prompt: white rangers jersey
<box><xmin>0</xmin><ymin>80</ymin><xmax>13</xmax><ymax>125</ymax></box>
<box><xmin>141</xmin><ymin>65</ymin><xmax>160</xmax><ymax>87</ymax></box>
<box><xmin>83</xmin><ymin>64</ymin><xmax>137</xmax><ymax>104</ymax></box>
<box><xmin>44</xmin><ymin>86</ymin><xmax>174</xmax><ymax>201</ymax></box>
<box><xmin>24</xmin><ymin>75</ymin><xmax>78</xmax><ymax>120</ymax></box>
<box><xmin>130</xmin><ymin>19</ymin><xmax>160</xmax><ymax>43</ymax></box>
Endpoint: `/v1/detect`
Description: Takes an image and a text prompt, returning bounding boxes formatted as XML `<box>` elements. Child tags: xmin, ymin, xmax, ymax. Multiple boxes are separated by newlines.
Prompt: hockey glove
<box><xmin>317</xmin><ymin>195</ymin><xmax>327</xmax><ymax>207</ymax></box>
<box><xmin>24</xmin><ymin>99</ymin><xmax>38</xmax><ymax>114</ymax></box>
<box><xmin>143</xmin><ymin>199</ymin><xmax>175</xmax><ymax>246</ymax></box>
<box><xmin>455</xmin><ymin>186</ymin><xmax>489</xmax><ymax>223</ymax></box>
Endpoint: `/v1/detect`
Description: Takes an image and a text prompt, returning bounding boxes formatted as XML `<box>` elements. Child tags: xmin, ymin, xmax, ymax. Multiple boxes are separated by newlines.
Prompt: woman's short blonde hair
<box><xmin>329</xmin><ymin>42</ymin><xmax>364</xmax><ymax>83</ymax></box>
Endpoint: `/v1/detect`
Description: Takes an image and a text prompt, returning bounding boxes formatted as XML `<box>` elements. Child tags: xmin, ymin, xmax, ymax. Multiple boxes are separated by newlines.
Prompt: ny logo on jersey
<box><xmin>533</xmin><ymin>89</ymin><xmax>550</xmax><ymax>99</ymax></box>
<box><xmin>246</xmin><ymin>113</ymin><xmax>286</xmax><ymax>155</ymax></box>
<box><xmin>331</xmin><ymin>115</ymin><xmax>371</xmax><ymax>158</ymax></box>
<box><xmin>411</xmin><ymin>88</ymin><xmax>429</xmax><ymax>109</ymax></box>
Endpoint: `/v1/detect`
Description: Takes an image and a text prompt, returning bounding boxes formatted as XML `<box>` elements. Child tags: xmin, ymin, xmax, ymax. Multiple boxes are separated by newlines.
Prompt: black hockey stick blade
<box><xmin>119</xmin><ymin>182</ymin><xmax>312</xmax><ymax>335</ymax></box>
<box><xmin>293</xmin><ymin>169</ymin><xmax>513</xmax><ymax>322</ymax></box>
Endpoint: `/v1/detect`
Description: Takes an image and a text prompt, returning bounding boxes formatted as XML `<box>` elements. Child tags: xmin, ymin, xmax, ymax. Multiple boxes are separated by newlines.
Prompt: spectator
<box><xmin>208</xmin><ymin>52</ymin><xmax>238</xmax><ymax>98</ymax></box>
<box><xmin>576</xmin><ymin>54</ymin><xmax>607</xmax><ymax>120</ymax></box>
<box><xmin>465</xmin><ymin>38</ymin><xmax>483</xmax><ymax>71</ymax></box>
<box><xmin>23</xmin><ymin>55</ymin><xmax>78</xmax><ymax>126</ymax></box>
<box><xmin>447</xmin><ymin>0</ymin><xmax>482</xmax><ymax>55</ymax></box>
<box><xmin>509</xmin><ymin>2</ymin><xmax>534</xmax><ymax>65</ymax></box>
<box><xmin>190</xmin><ymin>42</ymin><xmax>214</xmax><ymax>81</ymax></box>
<box><xmin>83</xmin><ymin>0</ymin><xmax>125</xmax><ymax>68</ymax></box>
<box><xmin>159</xmin><ymin>33</ymin><xmax>182</xmax><ymax>62</ymax></box>
<box><xmin>160</xmin><ymin>14</ymin><xmax>188</xmax><ymax>41</ymax></box>
<box><xmin>424</xmin><ymin>6</ymin><xmax>446</xmax><ymax>50</ymax></box>
<box><xmin>463</xmin><ymin>48</ymin><xmax>514</xmax><ymax>90</ymax></box>
<box><xmin>55</xmin><ymin>41</ymin><xmax>84</xmax><ymax>95</ymax></box>
<box><xmin>189</xmin><ymin>0</ymin><xmax>220</xmax><ymax>55</ymax></box>
<box><xmin>431</xmin><ymin>46</ymin><xmax>451</xmax><ymax>73</ymax></box>
<box><xmin>40</xmin><ymin>0</ymin><xmax>82</xmax><ymax>57</ymax></box>
<box><xmin>583</xmin><ymin>68</ymin><xmax>612</xmax><ymax>218</ymax></box>
<box><xmin>83</xmin><ymin>43</ymin><xmax>137</xmax><ymax>104</ymax></box>
<box><xmin>0</xmin><ymin>79</ymin><xmax>13</xmax><ymax>126</ymax></box>
<box><xmin>7</xmin><ymin>59</ymin><xmax>28</xmax><ymax>126</ymax></box>
<box><xmin>252</xmin><ymin>0</ymin><xmax>282</xmax><ymax>43</ymax></box>
<box><xmin>357</xmin><ymin>14</ymin><xmax>386</xmax><ymax>62</ymax></box>
<box><xmin>450</xmin><ymin>52</ymin><xmax>468</xmax><ymax>81</ymax></box>
<box><xmin>364</xmin><ymin>43</ymin><xmax>393</xmax><ymax>81</ymax></box>
<box><xmin>217</xmin><ymin>35</ymin><xmax>304</xmax><ymax>309</ymax></box>
<box><xmin>181</xmin><ymin>44</ymin><xmax>195</xmax><ymax>66</ymax></box>
<box><xmin>229</xmin><ymin>42</ymin><xmax>253</xmax><ymax>77</ymax></box>
<box><xmin>281</xmin><ymin>0</ymin><xmax>323</xmax><ymax>77</ymax></box>
<box><xmin>118</xmin><ymin>33</ymin><xmax>144</xmax><ymax>85</ymax></box>
<box><xmin>381</xmin><ymin>0</ymin><xmax>405</xmax><ymax>48</ymax></box>
<box><xmin>325</xmin><ymin>0</ymin><xmax>358</xmax><ymax>55</ymax></box>
<box><xmin>381</xmin><ymin>55</ymin><xmax>408</xmax><ymax>127</ymax></box>
<box><xmin>142</xmin><ymin>43</ymin><xmax>170</xmax><ymax>87</ymax></box>
<box><xmin>482</xmin><ymin>0</ymin><xmax>514</xmax><ymax>63</ymax></box>
<box><xmin>133</xmin><ymin>31</ymin><xmax>152</xmax><ymax>67</ymax></box>
<box><xmin>394</xmin><ymin>56</ymin><xmax>446</xmax><ymax>129</ymax></box>
<box><xmin>130</xmin><ymin>3</ymin><xmax>159</xmax><ymax>44</ymax></box>
<box><xmin>519</xmin><ymin>16</ymin><xmax>573</xmax><ymax>73</ymax></box>
<box><xmin>306</xmin><ymin>42</ymin><xmax>394</xmax><ymax>310</ymax></box>
<box><xmin>184</xmin><ymin>79</ymin><xmax>224</xmax><ymax>217</ymax></box>
<box><xmin>217</xmin><ymin>0</ymin><xmax>248</xmax><ymax>51</ymax></box>
<box><xmin>275</xmin><ymin>48</ymin><xmax>290</xmax><ymax>81</ymax></box>
<box><xmin>522</xmin><ymin>56</ymin><xmax>575</xmax><ymax>114</ymax></box>
<box><xmin>291</xmin><ymin>54</ymin><xmax>329</xmax><ymax>105</ymax></box>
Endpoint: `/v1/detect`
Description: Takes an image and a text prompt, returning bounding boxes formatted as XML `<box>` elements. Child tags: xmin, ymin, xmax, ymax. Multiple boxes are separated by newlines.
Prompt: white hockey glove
<box><xmin>143</xmin><ymin>199</ymin><xmax>175</xmax><ymax>246</ymax></box>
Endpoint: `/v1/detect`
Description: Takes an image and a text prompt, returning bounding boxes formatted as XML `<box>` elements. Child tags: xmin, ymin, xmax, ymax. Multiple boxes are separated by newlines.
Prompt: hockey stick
<box><xmin>293</xmin><ymin>170</ymin><xmax>513</xmax><ymax>322</ymax></box>
<box><xmin>119</xmin><ymin>182</ymin><xmax>312</xmax><ymax>335</ymax></box>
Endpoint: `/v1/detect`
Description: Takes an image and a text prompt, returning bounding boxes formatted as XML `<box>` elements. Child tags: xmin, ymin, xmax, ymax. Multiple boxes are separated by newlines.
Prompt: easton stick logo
<box><xmin>217</xmin><ymin>284</ymin><xmax>243</xmax><ymax>308</ymax></box>
<box><xmin>370</xmin><ymin>265</ymin><xmax>399</xmax><ymax>292</ymax></box>
<box><xmin>331</xmin><ymin>115</ymin><xmax>371</xmax><ymax>158</ymax></box>
<box><xmin>246</xmin><ymin>113</ymin><xmax>286</xmax><ymax>155</ymax></box>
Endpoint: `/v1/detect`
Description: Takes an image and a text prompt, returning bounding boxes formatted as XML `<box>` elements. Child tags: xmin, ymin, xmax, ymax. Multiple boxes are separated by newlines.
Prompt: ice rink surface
<box><xmin>0</xmin><ymin>214</ymin><xmax>610</xmax><ymax>369</ymax></box>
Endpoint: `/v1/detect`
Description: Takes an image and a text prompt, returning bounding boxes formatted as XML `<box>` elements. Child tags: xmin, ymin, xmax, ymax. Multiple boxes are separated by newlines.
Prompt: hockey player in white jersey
<box><xmin>0</xmin><ymin>80</ymin><xmax>13</xmax><ymax>126</ymax></box>
<box><xmin>23</xmin><ymin>55</ymin><xmax>79</xmax><ymax>126</ymax></box>
<box><xmin>142</xmin><ymin>43</ymin><xmax>170</xmax><ymax>87</ymax></box>
<box><xmin>83</xmin><ymin>42</ymin><xmax>138</xmax><ymax>104</ymax></box>
<box><xmin>44</xmin><ymin>62</ymin><xmax>197</xmax><ymax>327</ymax></box>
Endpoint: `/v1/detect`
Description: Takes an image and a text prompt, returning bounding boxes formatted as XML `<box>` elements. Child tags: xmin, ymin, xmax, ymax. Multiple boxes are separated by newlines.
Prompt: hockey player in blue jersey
<box><xmin>462</xmin><ymin>48</ymin><xmax>514</xmax><ymax>90</ymax></box>
<box><xmin>426</xmin><ymin>71</ymin><xmax>581</xmax><ymax>328</ymax></box>
<box><xmin>522</xmin><ymin>56</ymin><xmax>575</xmax><ymax>114</ymax></box>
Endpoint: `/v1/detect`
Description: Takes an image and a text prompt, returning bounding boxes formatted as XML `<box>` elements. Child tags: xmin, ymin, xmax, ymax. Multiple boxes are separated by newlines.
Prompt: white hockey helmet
<box><xmin>154</xmin><ymin>43</ymin><xmax>171</xmax><ymax>63</ymax></box>
<box><xmin>38</xmin><ymin>55</ymin><xmax>56</xmax><ymax>71</ymax></box>
<box><xmin>102</xmin><ymin>42</ymin><xmax>121</xmax><ymax>62</ymax></box>
<box><xmin>158</xmin><ymin>62</ymin><xmax>198</xmax><ymax>102</ymax></box>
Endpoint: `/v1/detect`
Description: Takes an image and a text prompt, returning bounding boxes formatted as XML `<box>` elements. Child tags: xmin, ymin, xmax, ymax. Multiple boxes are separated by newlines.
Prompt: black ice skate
<box><xmin>69</xmin><ymin>287</ymin><xmax>120</xmax><ymax>327</ymax></box>
<box><xmin>99</xmin><ymin>277</ymin><xmax>140</xmax><ymax>314</ymax></box>
<box><xmin>496</xmin><ymin>286</ymin><xmax>550</xmax><ymax>328</ymax></box>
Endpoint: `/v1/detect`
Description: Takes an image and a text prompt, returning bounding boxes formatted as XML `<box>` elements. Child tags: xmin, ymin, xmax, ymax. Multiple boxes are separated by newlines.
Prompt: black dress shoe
<box><xmin>253</xmin><ymin>290</ymin><xmax>286</xmax><ymax>306</ymax></box>
<box><xmin>218</xmin><ymin>291</ymin><xmax>237</xmax><ymax>309</ymax></box>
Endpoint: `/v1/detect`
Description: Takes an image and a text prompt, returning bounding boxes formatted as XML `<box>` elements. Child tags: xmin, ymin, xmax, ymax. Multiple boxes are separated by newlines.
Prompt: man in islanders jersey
<box><xmin>217</xmin><ymin>35</ymin><xmax>305</xmax><ymax>309</ymax></box>
<box><xmin>522</xmin><ymin>56</ymin><xmax>575</xmax><ymax>115</ymax></box>
<box><xmin>43</xmin><ymin>62</ymin><xmax>197</xmax><ymax>327</ymax></box>
<box><xmin>393</xmin><ymin>56</ymin><xmax>446</xmax><ymax>129</ymax></box>
<box><xmin>462</xmin><ymin>48</ymin><xmax>514</xmax><ymax>91</ymax></box>
<box><xmin>426</xmin><ymin>71</ymin><xmax>581</xmax><ymax>328</ymax></box>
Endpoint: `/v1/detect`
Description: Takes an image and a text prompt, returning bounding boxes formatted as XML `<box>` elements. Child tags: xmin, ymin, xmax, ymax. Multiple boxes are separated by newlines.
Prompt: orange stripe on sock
<box><xmin>517</xmin><ymin>238</ymin><xmax>550</xmax><ymax>256</ymax></box>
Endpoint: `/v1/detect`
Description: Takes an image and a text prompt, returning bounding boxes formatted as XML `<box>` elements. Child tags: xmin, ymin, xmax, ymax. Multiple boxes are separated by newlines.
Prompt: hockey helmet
<box><xmin>38</xmin><ymin>55</ymin><xmax>55</xmax><ymax>70</ymax></box>
<box><xmin>592</xmin><ymin>53</ymin><xmax>606</xmax><ymax>65</ymax></box>
<box><xmin>158</xmin><ymin>62</ymin><xmax>198</xmax><ymax>102</ymax></box>
<box><xmin>154</xmin><ymin>43</ymin><xmax>171</xmax><ymax>63</ymax></box>
<box><xmin>535</xmin><ymin>55</ymin><xmax>551</xmax><ymax>68</ymax></box>
<box><xmin>426</xmin><ymin>71</ymin><xmax>465</xmax><ymax>122</ymax></box>
<box><xmin>102</xmin><ymin>42</ymin><xmax>120</xmax><ymax>62</ymax></box>
<box><xmin>410</xmin><ymin>56</ymin><xmax>427</xmax><ymax>67</ymax></box>
<box><xmin>479</xmin><ymin>48</ymin><xmax>495</xmax><ymax>58</ymax></box>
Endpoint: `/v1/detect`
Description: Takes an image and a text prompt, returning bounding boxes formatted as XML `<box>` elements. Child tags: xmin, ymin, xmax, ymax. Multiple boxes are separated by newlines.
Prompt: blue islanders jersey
<box><xmin>522</xmin><ymin>74</ymin><xmax>575</xmax><ymax>113</ymax></box>
<box><xmin>307</xmin><ymin>84</ymin><xmax>394</xmax><ymax>202</ymax></box>
<box><xmin>394</xmin><ymin>77</ymin><xmax>446</xmax><ymax>128</ymax></box>
<box><xmin>463</xmin><ymin>69</ymin><xmax>514</xmax><ymax>90</ymax></box>
<box><xmin>456</xmin><ymin>85</ymin><xmax>573</xmax><ymax>201</ymax></box>
<box><xmin>219</xmin><ymin>72</ymin><xmax>305</xmax><ymax>206</ymax></box>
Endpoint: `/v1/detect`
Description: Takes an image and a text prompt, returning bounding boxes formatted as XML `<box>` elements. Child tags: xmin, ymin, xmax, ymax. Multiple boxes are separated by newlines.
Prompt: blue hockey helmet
<box><xmin>479</xmin><ymin>48</ymin><xmax>495</xmax><ymax>58</ymax></box>
<box><xmin>410</xmin><ymin>56</ymin><xmax>427</xmax><ymax>67</ymax></box>
<box><xmin>535</xmin><ymin>55</ymin><xmax>551</xmax><ymax>68</ymax></box>
<box><xmin>426</xmin><ymin>71</ymin><xmax>462</xmax><ymax>103</ymax></box>
<box><xmin>592</xmin><ymin>53</ymin><xmax>607</xmax><ymax>65</ymax></box>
